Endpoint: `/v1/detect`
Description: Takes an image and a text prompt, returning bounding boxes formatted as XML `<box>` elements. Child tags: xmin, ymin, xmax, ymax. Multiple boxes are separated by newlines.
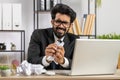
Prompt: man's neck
<box><xmin>53</xmin><ymin>33</ymin><xmax>65</xmax><ymax>42</ymax></box>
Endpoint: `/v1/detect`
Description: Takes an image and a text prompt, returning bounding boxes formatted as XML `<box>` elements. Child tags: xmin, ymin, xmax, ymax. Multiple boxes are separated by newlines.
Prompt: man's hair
<box><xmin>51</xmin><ymin>4</ymin><xmax>76</xmax><ymax>23</ymax></box>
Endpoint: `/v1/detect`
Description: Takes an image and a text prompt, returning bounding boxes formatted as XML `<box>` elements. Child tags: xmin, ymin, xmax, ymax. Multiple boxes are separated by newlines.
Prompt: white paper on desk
<box><xmin>31</xmin><ymin>64</ymin><xmax>46</xmax><ymax>75</ymax></box>
<box><xmin>17</xmin><ymin>60</ymin><xmax>46</xmax><ymax>76</ymax></box>
<box><xmin>20</xmin><ymin>60</ymin><xmax>32</xmax><ymax>76</ymax></box>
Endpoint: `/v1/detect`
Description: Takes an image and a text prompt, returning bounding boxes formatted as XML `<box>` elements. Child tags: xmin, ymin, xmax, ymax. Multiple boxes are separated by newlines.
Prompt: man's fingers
<box><xmin>45</xmin><ymin>43</ymin><xmax>58</xmax><ymax>57</ymax></box>
<box><xmin>46</xmin><ymin>49</ymin><xmax>56</xmax><ymax>54</ymax></box>
<box><xmin>46</xmin><ymin>44</ymin><xmax>57</xmax><ymax>51</ymax></box>
<box><xmin>56</xmin><ymin>46</ymin><xmax>65</xmax><ymax>57</ymax></box>
<box><xmin>55</xmin><ymin>52</ymin><xmax>63</xmax><ymax>58</ymax></box>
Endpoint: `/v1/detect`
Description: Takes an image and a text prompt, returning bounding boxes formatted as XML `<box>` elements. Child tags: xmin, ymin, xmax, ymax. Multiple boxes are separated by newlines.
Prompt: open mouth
<box><xmin>56</xmin><ymin>27</ymin><xmax>66</xmax><ymax>32</ymax></box>
<box><xmin>57</xmin><ymin>29</ymin><xmax>64</xmax><ymax>33</ymax></box>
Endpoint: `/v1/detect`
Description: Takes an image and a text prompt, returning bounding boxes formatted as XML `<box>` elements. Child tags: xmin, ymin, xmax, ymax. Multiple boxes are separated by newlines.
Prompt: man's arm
<box><xmin>27</xmin><ymin>30</ymin><xmax>44</xmax><ymax>64</ymax></box>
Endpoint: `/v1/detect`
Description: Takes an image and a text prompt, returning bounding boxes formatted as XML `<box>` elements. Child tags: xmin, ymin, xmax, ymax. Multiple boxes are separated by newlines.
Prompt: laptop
<box><xmin>54</xmin><ymin>39</ymin><xmax>120</xmax><ymax>75</ymax></box>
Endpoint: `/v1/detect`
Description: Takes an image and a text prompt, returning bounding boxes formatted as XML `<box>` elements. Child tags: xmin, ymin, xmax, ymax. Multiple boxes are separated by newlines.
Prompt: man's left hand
<box><xmin>54</xmin><ymin>46</ymin><xmax>65</xmax><ymax>64</ymax></box>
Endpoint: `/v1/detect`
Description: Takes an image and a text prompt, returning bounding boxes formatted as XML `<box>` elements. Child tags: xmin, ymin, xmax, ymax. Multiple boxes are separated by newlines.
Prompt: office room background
<box><xmin>0</xmin><ymin>0</ymin><xmax>120</xmax><ymax>62</ymax></box>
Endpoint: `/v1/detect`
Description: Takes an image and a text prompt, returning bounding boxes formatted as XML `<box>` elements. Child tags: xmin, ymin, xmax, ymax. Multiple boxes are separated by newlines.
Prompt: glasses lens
<box><xmin>54</xmin><ymin>20</ymin><xmax>70</xmax><ymax>28</ymax></box>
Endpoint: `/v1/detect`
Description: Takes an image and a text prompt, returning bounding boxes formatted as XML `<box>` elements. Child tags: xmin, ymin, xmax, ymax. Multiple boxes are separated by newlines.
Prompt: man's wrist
<box><xmin>60</xmin><ymin>58</ymin><xmax>65</xmax><ymax>64</ymax></box>
<box><xmin>60</xmin><ymin>57</ymin><xmax>69</xmax><ymax>68</ymax></box>
<box><xmin>42</xmin><ymin>56</ymin><xmax>50</xmax><ymax>66</ymax></box>
<box><xmin>46</xmin><ymin>57</ymin><xmax>52</xmax><ymax>63</ymax></box>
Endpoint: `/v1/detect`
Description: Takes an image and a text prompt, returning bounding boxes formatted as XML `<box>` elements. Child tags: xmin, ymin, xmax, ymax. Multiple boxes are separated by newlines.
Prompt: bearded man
<box><xmin>27</xmin><ymin>4</ymin><xmax>79</xmax><ymax>70</ymax></box>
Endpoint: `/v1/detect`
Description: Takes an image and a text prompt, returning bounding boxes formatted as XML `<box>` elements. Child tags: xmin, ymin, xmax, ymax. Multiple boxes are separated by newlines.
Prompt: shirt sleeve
<box><xmin>60</xmin><ymin>57</ymin><xmax>69</xmax><ymax>68</ymax></box>
<box><xmin>42</xmin><ymin>56</ymin><xmax>50</xmax><ymax>67</ymax></box>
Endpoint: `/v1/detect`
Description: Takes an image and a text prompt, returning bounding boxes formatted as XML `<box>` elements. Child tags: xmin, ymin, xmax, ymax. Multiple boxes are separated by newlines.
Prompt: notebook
<box><xmin>54</xmin><ymin>39</ymin><xmax>120</xmax><ymax>75</ymax></box>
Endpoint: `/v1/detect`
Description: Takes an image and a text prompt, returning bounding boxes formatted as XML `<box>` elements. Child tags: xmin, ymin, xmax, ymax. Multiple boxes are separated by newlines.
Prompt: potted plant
<box><xmin>10</xmin><ymin>42</ymin><xmax>16</xmax><ymax>51</ymax></box>
<box><xmin>0</xmin><ymin>65</ymin><xmax>11</xmax><ymax>77</ymax></box>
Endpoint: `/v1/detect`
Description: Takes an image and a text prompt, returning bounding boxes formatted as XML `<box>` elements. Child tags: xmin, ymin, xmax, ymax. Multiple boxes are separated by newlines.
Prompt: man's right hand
<box><xmin>45</xmin><ymin>43</ymin><xmax>57</xmax><ymax>62</ymax></box>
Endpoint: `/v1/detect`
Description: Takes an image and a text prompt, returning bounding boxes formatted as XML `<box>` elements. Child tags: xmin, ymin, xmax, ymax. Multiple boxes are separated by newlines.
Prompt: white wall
<box><xmin>38</xmin><ymin>13</ymin><xmax>52</xmax><ymax>29</ymax></box>
<box><xmin>97</xmin><ymin>0</ymin><xmax>120</xmax><ymax>35</ymax></box>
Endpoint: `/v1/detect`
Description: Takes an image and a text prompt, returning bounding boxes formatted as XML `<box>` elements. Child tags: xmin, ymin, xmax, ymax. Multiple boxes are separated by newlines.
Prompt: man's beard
<box><xmin>53</xmin><ymin>27</ymin><xmax>67</xmax><ymax>38</ymax></box>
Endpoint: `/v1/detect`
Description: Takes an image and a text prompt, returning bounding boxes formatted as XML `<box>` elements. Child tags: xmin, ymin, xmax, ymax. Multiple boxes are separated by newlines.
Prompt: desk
<box><xmin>0</xmin><ymin>69</ymin><xmax>120</xmax><ymax>80</ymax></box>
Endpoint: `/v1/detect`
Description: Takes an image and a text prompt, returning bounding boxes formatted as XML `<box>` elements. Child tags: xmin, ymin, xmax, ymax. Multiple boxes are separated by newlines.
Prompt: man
<box><xmin>27</xmin><ymin>4</ymin><xmax>79</xmax><ymax>70</ymax></box>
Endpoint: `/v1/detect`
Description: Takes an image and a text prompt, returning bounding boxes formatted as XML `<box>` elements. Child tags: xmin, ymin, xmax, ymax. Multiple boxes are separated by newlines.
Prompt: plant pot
<box><xmin>1</xmin><ymin>69</ymin><xmax>11</xmax><ymax>77</ymax></box>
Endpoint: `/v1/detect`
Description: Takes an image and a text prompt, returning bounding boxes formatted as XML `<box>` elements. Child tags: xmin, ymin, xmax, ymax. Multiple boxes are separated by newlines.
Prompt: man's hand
<box><xmin>45</xmin><ymin>43</ymin><xmax>57</xmax><ymax>63</ymax></box>
<box><xmin>54</xmin><ymin>46</ymin><xmax>65</xmax><ymax>64</ymax></box>
<box><xmin>45</xmin><ymin>43</ymin><xmax>65</xmax><ymax>64</ymax></box>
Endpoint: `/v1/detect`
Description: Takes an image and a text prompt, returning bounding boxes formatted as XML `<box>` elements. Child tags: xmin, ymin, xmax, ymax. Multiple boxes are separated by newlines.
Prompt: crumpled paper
<box><xmin>17</xmin><ymin>60</ymin><xmax>46</xmax><ymax>76</ymax></box>
<box><xmin>46</xmin><ymin>40</ymin><xmax>64</xmax><ymax>64</ymax></box>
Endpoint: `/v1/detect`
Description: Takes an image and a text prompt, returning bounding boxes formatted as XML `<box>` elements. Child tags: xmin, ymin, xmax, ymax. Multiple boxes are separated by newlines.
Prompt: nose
<box><xmin>58</xmin><ymin>23</ymin><xmax>65</xmax><ymax>28</ymax></box>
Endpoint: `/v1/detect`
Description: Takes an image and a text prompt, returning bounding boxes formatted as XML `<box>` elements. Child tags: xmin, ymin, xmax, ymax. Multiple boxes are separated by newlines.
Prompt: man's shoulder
<box><xmin>31</xmin><ymin>28</ymin><xmax>53</xmax><ymax>37</ymax></box>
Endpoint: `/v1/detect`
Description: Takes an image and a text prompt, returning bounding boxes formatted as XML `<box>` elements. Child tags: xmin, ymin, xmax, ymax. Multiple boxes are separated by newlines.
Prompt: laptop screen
<box><xmin>71</xmin><ymin>39</ymin><xmax>120</xmax><ymax>75</ymax></box>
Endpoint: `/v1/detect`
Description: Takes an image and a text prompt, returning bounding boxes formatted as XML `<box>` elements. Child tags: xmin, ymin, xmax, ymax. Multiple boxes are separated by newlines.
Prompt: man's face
<box><xmin>51</xmin><ymin>13</ymin><xmax>71</xmax><ymax>38</ymax></box>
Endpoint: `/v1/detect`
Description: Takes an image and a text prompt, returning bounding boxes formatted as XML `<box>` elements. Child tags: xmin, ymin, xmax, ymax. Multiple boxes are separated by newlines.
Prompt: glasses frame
<box><xmin>53</xmin><ymin>20</ymin><xmax>71</xmax><ymax>28</ymax></box>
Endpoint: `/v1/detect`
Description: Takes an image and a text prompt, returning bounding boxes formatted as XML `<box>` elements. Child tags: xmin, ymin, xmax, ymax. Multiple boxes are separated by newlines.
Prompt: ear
<box><xmin>51</xmin><ymin>20</ymin><xmax>54</xmax><ymax>24</ymax></box>
<box><xmin>67</xmin><ymin>23</ymin><xmax>73</xmax><ymax>31</ymax></box>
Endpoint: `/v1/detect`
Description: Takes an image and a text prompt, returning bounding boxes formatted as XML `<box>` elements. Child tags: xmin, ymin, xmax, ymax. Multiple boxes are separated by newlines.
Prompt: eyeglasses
<box><xmin>53</xmin><ymin>20</ymin><xmax>71</xmax><ymax>28</ymax></box>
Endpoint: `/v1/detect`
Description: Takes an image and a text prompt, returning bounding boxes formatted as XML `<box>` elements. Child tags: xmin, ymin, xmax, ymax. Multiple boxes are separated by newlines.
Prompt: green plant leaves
<box><xmin>0</xmin><ymin>65</ymin><xmax>10</xmax><ymax>70</ymax></box>
<box><xmin>97</xmin><ymin>33</ymin><xmax>120</xmax><ymax>39</ymax></box>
